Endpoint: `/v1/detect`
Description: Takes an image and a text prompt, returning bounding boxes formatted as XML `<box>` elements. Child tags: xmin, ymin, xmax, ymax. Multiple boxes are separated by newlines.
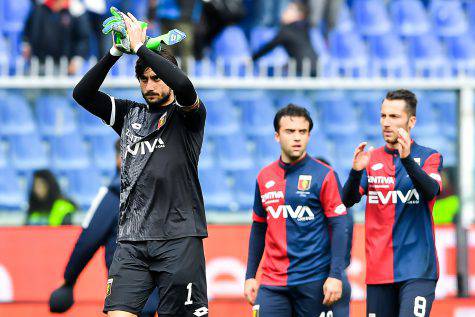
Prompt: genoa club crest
<box><xmin>298</xmin><ymin>175</ymin><xmax>312</xmax><ymax>191</ymax></box>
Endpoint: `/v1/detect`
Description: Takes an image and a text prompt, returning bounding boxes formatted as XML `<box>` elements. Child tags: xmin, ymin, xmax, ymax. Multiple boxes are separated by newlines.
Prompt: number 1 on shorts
<box><xmin>185</xmin><ymin>282</ymin><xmax>193</xmax><ymax>305</ymax></box>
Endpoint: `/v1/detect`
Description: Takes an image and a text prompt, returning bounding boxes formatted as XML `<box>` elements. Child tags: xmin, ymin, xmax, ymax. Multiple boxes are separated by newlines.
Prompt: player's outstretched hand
<box><xmin>323</xmin><ymin>277</ymin><xmax>342</xmax><ymax>306</ymax></box>
<box><xmin>122</xmin><ymin>12</ymin><xmax>147</xmax><ymax>53</ymax></box>
<box><xmin>352</xmin><ymin>142</ymin><xmax>373</xmax><ymax>171</ymax></box>
<box><xmin>244</xmin><ymin>278</ymin><xmax>259</xmax><ymax>305</ymax></box>
<box><xmin>396</xmin><ymin>128</ymin><xmax>411</xmax><ymax>158</ymax></box>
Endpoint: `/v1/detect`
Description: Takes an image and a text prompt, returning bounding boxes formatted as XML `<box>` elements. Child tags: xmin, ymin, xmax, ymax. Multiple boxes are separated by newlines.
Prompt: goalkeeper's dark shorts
<box><xmin>103</xmin><ymin>237</ymin><xmax>208</xmax><ymax>317</ymax></box>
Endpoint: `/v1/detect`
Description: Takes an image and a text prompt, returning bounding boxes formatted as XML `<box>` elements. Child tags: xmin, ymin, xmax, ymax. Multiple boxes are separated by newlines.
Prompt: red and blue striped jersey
<box><xmin>253</xmin><ymin>154</ymin><xmax>347</xmax><ymax>286</ymax></box>
<box><xmin>359</xmin><ymin>142</ymin><xmax>443</xmax><ymax>284</ymax></box>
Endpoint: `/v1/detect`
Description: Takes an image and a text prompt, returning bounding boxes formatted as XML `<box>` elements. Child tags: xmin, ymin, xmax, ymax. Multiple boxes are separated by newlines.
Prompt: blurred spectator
<box><xmin>84</xmin><ymin>0</ymin><xmax>108</xmax><ymax>57</ymax></box>
<box><xmin>22</xmin><ymin>0</ymin><xmax>90</xmax><ymax>75</ymax></box>
<box><xmin>148</xmin><ymin>0</ymin><xmax>202</xmax><ymax>67</ymax></box>
<box><xmin>26</xmin><ymin>169</ymin><xmax>77</xmax><ymax>226</ymax></box>
<box><xmin>252</xmin><ymin>1</ymin><xmax>318</xmax><ymax>76</ymax></box>
<box><xmin>194</xmin><ymin>0</ymin><xmax>246</xmax><ymax>60</ymax></box>
<box><xmin>433</xmin><ymin>166</ymin><xmax>459</xmax><ymax>224</ymax></box>
<box><xmin>254</xmin><ymin>0</ymin><xmax>291</xmax><ymax>26</ymax></box>
<box><xmin>306</xmin><ymin>0</ymin><xmax>343</xmax><ymax>36</ymax></box>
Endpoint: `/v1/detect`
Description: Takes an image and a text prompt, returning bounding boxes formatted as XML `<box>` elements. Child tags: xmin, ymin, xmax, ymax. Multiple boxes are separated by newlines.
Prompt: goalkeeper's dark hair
<box><xmin>274</xmin><ymin>104</ymin><xmax>313</xmax><ymax>132</ymax></box>
<box><xmin>385</xmin><ymin>89</ymin><xmax>417</xmax><ymax>117</ymax></box>
<box><xmin>135</xmin><ymin>48</ymin><xmax>178</xmax><ymax>79</ymax></box>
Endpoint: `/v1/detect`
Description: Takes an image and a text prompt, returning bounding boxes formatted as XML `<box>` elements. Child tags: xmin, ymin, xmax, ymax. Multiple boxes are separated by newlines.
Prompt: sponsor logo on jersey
<box><xmin>265</xmin><ymin>180</ymin><xmax>275</xmax><ymax>189</ymax></box>
<box><xmin>367</xmin><ymin>176</ymin><xmax>395</xmax><ymax>184</ymax></box>
<box><xmin>368</xmin><ymin>189</ymin><xmax>420</xmax><ymax>205</ymax></box>
<box><xmin>298</xmin><ymin>175</ymin><xmax>312</xmax><ymax>191</ymax></box>
<box><xmin>193</xmin><ymin>307</ymin><xmax>208</xmax><ymax>317</ymax></box>
<box><xmin>261</xmin><ymin>191</ymin><xmax>284</xmax><ymax>204</ymax></box>
<box><xmin>125</xmin><ymin>137</ymin><xmax>165</xmax><ymax>157</ymax></box>
<box><xmin>266</xmin><ymin>205</ymin><xmax>315</xmax><ymax>221</ymax></box>
<box><xmin>371</xmin><ymin>163</ymin><xmax>383</xmax><ymax>171</ymax></box>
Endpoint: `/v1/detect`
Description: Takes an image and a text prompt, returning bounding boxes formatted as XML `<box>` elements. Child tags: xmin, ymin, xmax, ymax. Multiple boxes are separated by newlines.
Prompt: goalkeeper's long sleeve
<box><xmin>135</xmin><ymin>45</ymin><xmax>198</xmax><ymax>107</ymax></box>
<box><xmin>72</xmin><ymin>51</ymin><xmax>121</xmax><ymax>122</ymax></box>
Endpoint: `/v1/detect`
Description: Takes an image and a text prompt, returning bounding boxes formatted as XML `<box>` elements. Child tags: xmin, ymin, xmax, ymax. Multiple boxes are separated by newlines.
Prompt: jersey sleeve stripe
<box><xmin>108</xmin><ymin>95</ymin><xmax>116</xmax><ymax>126</ymax></box>
<box><xmin>253</xmin><ymin>212</ymin><xmax>266</xmax><ymax>223</ymax></box>
<box><xmin>81</xmin><ymin>186</ymin><xmax>109</xmax><ymax>228</ymax></box>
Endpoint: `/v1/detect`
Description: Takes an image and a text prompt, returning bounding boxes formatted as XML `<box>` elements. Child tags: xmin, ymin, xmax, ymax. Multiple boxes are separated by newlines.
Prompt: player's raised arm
<box><xmin>123</xmin><ymin>13</ymin><xmax>198</xmax><ymax>110</ymax></box>
<box><xmin>342</xmin><ymin>142</ymin><xmax>371</xmax><ymax>207</ymax></box>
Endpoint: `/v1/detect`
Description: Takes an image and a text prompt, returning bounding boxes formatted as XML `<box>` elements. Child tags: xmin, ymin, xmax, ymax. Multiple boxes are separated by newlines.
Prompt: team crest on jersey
<box><xmin>106</xmin><ymin>278</ymin><xmax>113</xmax><ymax>297</ymax></box>
<box><xmin>298</xmin><ymin>175</ymin><xmax>312</xmax><ymax>191</ymax></box>
<box><xmin>157</xmin><ymin>112</ymin><xmax>167</xmax><ymax>130</ymax></box>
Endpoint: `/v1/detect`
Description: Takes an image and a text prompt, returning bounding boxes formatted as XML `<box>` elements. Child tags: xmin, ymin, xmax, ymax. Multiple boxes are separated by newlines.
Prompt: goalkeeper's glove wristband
<box><xmin>110</xmin><ymin>45</ymin><xmax>123</xmax><ymax>57</ymax></box>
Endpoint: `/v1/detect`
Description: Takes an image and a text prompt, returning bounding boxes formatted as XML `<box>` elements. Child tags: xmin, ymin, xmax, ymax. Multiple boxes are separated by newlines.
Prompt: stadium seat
<box><xmin>444</xmin><ymin>34</ymin><xmax>475</xmax><ymax>76</ymax></box>
<box><xmin>351</xmin><ymin>90</ymin><xmax>384</xmax><ymax>137</ymax></box>
<box><xmin>241</xmin><ymin>98</ymin><xmax>275</xmax><ymax>136</ymax></box>
<box><xmin>429</xmin><ymin>0</ymin><xmax>468</xmax><ymax>37</ymax></box>
<box><xmin>407</xmin><ymin>33</ymin><xmax>449</xmax><ymax>77</ymax></box>
<box><xmin>367</xmin><ymin>33</ymin><xmax>410</xmax><ymax>77</ymax></box>
<box><xmin>316</xmin><ymin>92</ymin><xmax>359</xmax><ymax>136</ymax></box>
<box><xmin>77</xmin><ymin>107</ymin><xmax>110</xmax><ymax>136</ymax></box>
<box><xmin>428</xmin><ymin>91</ymin><xmax>457</xmax><ymax>139</ymax></box>
<box><xmin>50</xmin><ymin>133</ymin><xmax>90</xmax><ymax>171</ymax></box>
<box><xmin>417</xmin><ymin>135</ymin><xmax>456</xmax><ymax>166</ymax></box>
<box><xmin>352</xmin><ymin>0</ymin><xmax>391</xmax><ymax>36</ymax></box>
<box><xmin>190</xmin><ymin>59</ymin><xmax>218</xmax><ymax>78</ymax></box>
<box><xmin>198</xmin><ymin>139</ymin><xmax>215</xmax><ymax>170</ymax></box>
<box><xmin>332</xmin><ymin>133</ymin><xmax>363</xmax><ymax>169</ymax></box>
<box><xmin>328</xmin><ymin>30</ymin><xmax>368</xmax><ymax>77</ymax></box>
<box><xmin>0</xmin><ymin>168</ymin><xmax>24</xmax><ymax>210</ymax></box>
<box><xmin>214</xmin><ymin>134</ymin><xmax>253</xmax><ymax>171</ymax></box>
<box><xmin>389</xmin><ymin>0</ymin><xmax>431</xmax><ymax>36</ymax></box>
<box><xmin>199</xmin><ymin>167</ymin><xmax>233</xmax><ymax>211</ymax></box>
<box><xmin>250</xmin><ymin>27</ymin><xmax>289</xmax><ymax>68</ymax></box>
<box><xmin>467</xmin><ymin>1</ymin><xmax>475</xmax><ymax>34</ymax></box>
<box><xmin>411</xmin><ymin>92</ymin><xmax>438</xmax><ymax>138</ymax></box>
<box><xmin>212</xmin><ymin>26</ymin><xmax>251</xmax><ymax>77</ymax></box>
<box><xmin>2</xmin><ymin>0</ymin><xmax>30</xmax><ymax>33</ymax></box>
<box><xmin>0</xmin><ymin>94</ymin><xmax>35</xmax><ymax>135</ymax></box>
<box><xmin>252</xmin><ymin>135</ymin><xmax>280</xmax><ymax>167</ymax></box>
<box><xmin>64</xmin><ymin>167</ymin><xmax>103</xmax><ymax>210</ymax></box>
<box><xmin>230</xmin><ymin>167</ymin><xmax>259</xmax><ymax>210</ymax></box>
<box><xmin>35</xmin><ymin>95</ymin><xmax>77</xmax><ymax>136</ymax></box>
<box><xmin>90</xmin><ymin>134</ymin><xmax>118</xmax><ymax>173</ymax></box>
<box><xmin>307</xmin><ymin>134</ymin><xmax>333</xmax><ymax>161</ymax></box>
<box><xmin>205</xmin><ymin>98</ymin><xmax>239</xmax><ymax>136</ymax></box>
<box><xmin>8</xmin><ymin>133</ymin><xmax>49</xmax><ymax>172</ymax></box>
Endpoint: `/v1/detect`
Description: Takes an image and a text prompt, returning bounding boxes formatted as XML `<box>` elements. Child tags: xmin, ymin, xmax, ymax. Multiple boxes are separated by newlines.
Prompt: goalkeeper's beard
<box><xmin>142</xmin><ymin>90</ymin><xmax>172</xmax><ymax>108</ymax></box>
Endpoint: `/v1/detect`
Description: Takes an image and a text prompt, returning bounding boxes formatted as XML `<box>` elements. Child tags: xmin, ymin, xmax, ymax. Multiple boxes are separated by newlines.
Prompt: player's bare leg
<box><xmin>108</xmin><ymin>310</ymin><xmax>137</xmax><ymax>317</ymax></box>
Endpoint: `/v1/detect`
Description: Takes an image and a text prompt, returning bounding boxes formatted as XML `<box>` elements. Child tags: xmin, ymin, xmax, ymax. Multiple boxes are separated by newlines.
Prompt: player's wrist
<box><xmin>133</xmin><ymin>42</ymin><xmax>144</xmax><ymax>53</ymax></box>
<box><xmin>110</xmin><ymin>45</ymin><xmax>123</xmax><ymax>57</ymax></box>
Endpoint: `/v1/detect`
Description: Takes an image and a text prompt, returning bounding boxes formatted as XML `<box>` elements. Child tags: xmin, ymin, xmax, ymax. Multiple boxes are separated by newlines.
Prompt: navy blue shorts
<box><xmin>254</xmin><ymin>279</ymin><xmax>332</xmax><ymax>317</ymax></box>
<box><xmin>332</xmin><ymin>271</ymin><xmax>351</xmax><ymax>317</ymax></box>
<box><xmin>366</xmin><ymin>279</ymin><xmax>436</xmax><ymax>317</ymax></box>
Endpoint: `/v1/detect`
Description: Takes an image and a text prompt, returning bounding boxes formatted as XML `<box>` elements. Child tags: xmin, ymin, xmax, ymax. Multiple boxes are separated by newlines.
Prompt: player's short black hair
<box><xmin>274</xmin><ymin>103</ymin><xmax>314</xmax><ymax>132</ymax></box>
<box><xmin>135</xmin><ymin>48</ymin><xmax>178</xmax><ymax>79</ymax></box>
<box><xmin>385</xmin><ymin>89</ymin><xmax>417</xmax><ymax>117</ymax></box>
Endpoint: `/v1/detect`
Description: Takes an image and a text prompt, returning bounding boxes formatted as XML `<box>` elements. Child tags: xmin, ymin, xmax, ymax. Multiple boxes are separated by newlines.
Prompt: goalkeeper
<box><xmin>72</xmin><ymin>9</ymin><xmax>208</xmax><ymax>317</ymax></box>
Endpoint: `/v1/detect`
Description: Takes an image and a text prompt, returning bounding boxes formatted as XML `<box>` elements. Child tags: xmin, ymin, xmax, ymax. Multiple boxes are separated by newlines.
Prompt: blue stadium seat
<box><xmin>64</xmin><ymin>167</ymin><xmax>103</xmax><ymax>210</ymax></box>
<box><xmin>0</xmin><ymin>94</ymin><xmax>35</xmax><ymax>135</ymax></box>
<box><xmin>417</xmin><ymin>136</ymin><xmax>456</xmax><ymax>166</ymax></box>
<box><xmin>350</xmin><ymin>90</ymin><xmax>384</xmax><ymax>137</ymax></box>
<box><xmin>332</xmin><ymin>133</ymin><xmax>363</xmax><ymax>169</ymax></box>
<box><xmin>2</xmin><ymin>0</ymin><xmax>30</xmax><ymax>33</ymax></box>
<box><xmin>77</xmin><ymin>107</ymin><xmax>110</xmax><ymax>136</ymax></box>
<box><xmin>0</xmin><ymin>144</ymin><xmax>7</xmax><ymax>168</ymax></box>
<box><xmin>205</xmin><ymin>99</ymin><xmax>239</xmax><ymax>136</ymax></box>
<box><xmin>315</xmin><ymin>91</ymin><xmax>359</xmax><ymax>136</ymax></box>
<box><xmin>444</xmin><ymin>34</ymin><xmax>475</xmax><ymax>76</ymax></box>
<box><xmin>190</xmin><ymin>60</ymin><xmax>218</xmax><ymax>77</ymax></box>
<box><xmin>0</xmin><ymin>168</ymin><xmax>24</xmax><ymax>210</ymax></box>
<box><xmin>230</xmin><ymin>167</ymin><xmax>259</xmax><ymax>210</ymax></box>
<box><xmin>241</xmin><ymin>98</ymin><xmax>275</xmax><ymax>136</ymax></box>
<box><xmin>407</xmin><ymin>33</ymin><xmax>449</xmax><ymax>77</ymax></box>
<box><xmin>9</xmin><ymin>133</ymin><xmax>49</xmax><ymax>172</ymax></box>
<box><xmin>389</xmin><ymin>0</ymin><xmax>430</xmax><ymax>36</ymax></box>
<box><xmin>352</xmin><ymin>0</ymin><xmax>391</xmax><ymax>36</ymax></box>
<box><xmin>50</xmin><ymin>133</ymin><xmax>90</xmax><ymax>170</ymax></box>
<box><xmin>411</xmin><ymin>92</ymin><xmax>438</xmax><ymax>138</ymax></box>
<box><xmin>367</xmin><ymin>33</ymin><xmax>409</xmax><ymax>77</ymax></box>
<box><xmin>428</xmin><ymin>91</ymin><xmax>457</xmax><ymax>139</ymax></box>
<box><xmin>429</xmin><ymin>0</ymin><xmax>468</xmax><ymax>37</ymax></box>
<box><xmin>467</xmin><ymin>1</ymin><xmax>475</xmax><ymax>34</ymax></box>
<box><xmin>90</xmin><ymin>134</ymin><xmax>118</xmax><ymax>173</ymax></box>
<box><xmin>212</xmin><ymin>26</ymin><xmax>251</xmax><ymax>60</ymax></box>
<box><xmin>198</xmin><ymin>139</ymin><xmax>215</xmax><ymax>170</ymax></box>
<box><xmin>253</xmin><ymin>135</ymin><xmax>280</xmax><ymax>167</ymax></box>
<box><xmin>214</xmin><ymin>134</ymin><xmax>253</xmax><ymax>171</ymax></box>
<box><xmin>250</xmin><ymin>27</ymin><xmax>289</xmax><ymax>68</ymax></box>
<box><xmin>328</xmin><ymin>30</ymin><xmax>368</xmax><ymax>77</ymax></box>
<box><xmin>199</xmin><ymin>167</ymin><xmax>233</xmax><ymax>211</ymax></box>
<box><xmin>35</xmin><ymin>95</ymin><xmax>77</xmax><ymax>136</ymax></box>
<box><xmin>307</xmin><ymin>134</ymin><xmax>333</xmax><ymax>160</ymax></box>
<box><xmin>277</xmin><ymin>94</ymin><xmax>317</xmax><ymax>119</ymax></box>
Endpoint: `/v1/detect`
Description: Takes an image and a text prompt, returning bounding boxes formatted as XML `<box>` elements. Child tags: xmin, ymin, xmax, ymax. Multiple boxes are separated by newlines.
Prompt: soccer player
<box><xmin>244</xmin><ymin>104</ymin><xmax>348</xmax><ymax>317</ymax></box>
<box><xmin>342</xmin><ymin>89</ymin><xmax>443</xmax><ymax>317</ymax></box>
<box><xmin>72</xmin><ymin>13</ymin><xmax>208</xmax><ymax>317</ymax></box>
<box><xmin>48</xmin><ymin>140</ymin><xmax>158</xmax><ymax>316</ymax></box>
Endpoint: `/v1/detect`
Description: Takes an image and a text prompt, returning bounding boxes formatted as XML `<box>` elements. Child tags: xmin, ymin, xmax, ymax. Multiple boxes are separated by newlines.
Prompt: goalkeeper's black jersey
<box><xmin>72</xmin><ymin>47</ymin><xmax>208</xmax><ymax>241</ymax></box>
<box><xmin>111</xmin><ymin>97</ymin><xmax>207</xmax><ymax>241</ymax></box>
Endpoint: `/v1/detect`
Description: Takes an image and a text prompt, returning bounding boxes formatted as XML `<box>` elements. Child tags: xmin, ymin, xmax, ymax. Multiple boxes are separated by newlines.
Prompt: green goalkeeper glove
<box><xmin>102</xmin><ymin>7</ymin><xmax>186</xmax><ymax>54</ymax></box>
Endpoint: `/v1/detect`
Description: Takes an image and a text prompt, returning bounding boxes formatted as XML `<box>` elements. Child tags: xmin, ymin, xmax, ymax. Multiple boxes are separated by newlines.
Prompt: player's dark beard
<box><xmin>142</xmin><ymin>90</ymin><xmax>172</xmax><ymax>107</ymax></box>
